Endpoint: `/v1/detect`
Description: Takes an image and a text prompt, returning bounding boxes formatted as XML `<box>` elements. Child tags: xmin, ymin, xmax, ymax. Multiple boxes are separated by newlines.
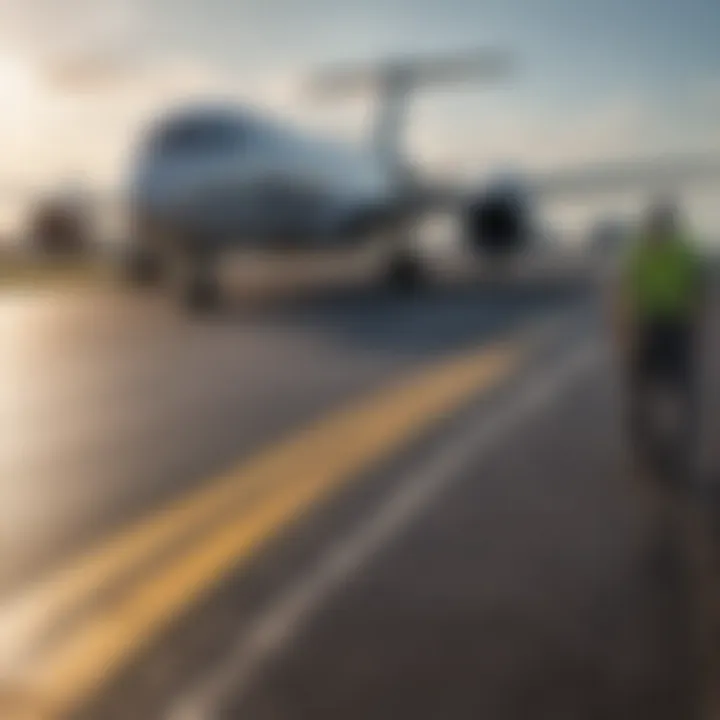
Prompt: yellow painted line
<box><xmin>0</xmin><ymin>260</ymin><xmax>110</xmax><ymax>291</ymax></box>
<box><xmin>1</xmin><ymin>438</ymin><xmax>312</xmax><ymax>668</ymax></box>
<box><xmin>2</xmin><ymin>340</ymin><xmax>520</xmax><ymax>719</ymax></box>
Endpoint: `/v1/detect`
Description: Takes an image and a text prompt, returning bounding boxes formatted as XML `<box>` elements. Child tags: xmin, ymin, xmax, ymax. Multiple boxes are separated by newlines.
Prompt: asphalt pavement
<box><xmin>2</xmin><ymin>270</ymin><xmax>585</xmax><ymax>591</ymax></box>
<box><xmin>2</xmin><ymin>259</ymin><xmax>718</xmax><ymax>720</ymax></box>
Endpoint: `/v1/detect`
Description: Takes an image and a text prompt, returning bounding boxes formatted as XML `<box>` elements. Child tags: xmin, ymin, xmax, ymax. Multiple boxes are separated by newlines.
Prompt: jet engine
<box><xmin>464</xmin><ymin>176</ymin><xmax>533</xmax><ymax>256</ymax></box>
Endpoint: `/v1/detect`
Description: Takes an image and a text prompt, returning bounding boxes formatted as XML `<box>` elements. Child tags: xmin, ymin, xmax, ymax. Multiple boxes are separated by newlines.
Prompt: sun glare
<box><xmin>0</xmin><ymin>56</ymin><xmax>37</xmax><ymax>105</ymax></box>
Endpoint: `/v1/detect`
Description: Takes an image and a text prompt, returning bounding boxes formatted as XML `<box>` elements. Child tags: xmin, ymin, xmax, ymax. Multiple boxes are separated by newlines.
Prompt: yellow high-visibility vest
<box><xmin>623</xmin><ymin>233</ymin><xmax>703</xmax><ymax>322</ymax></box>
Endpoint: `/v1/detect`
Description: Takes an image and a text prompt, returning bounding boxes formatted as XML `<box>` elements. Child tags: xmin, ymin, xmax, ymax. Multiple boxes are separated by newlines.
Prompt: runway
<box><xmin>2</xmin><ymin>264</ymin><xmax>588</xmax><ymax>588</ymax></box>
<box><xmin>2</xmin><ymin>260</ymin><xmax>717</xmax><ymax>719</ymax></box>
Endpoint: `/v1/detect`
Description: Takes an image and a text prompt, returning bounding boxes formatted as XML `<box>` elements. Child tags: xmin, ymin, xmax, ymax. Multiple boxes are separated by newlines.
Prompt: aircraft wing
<box><xmin>307</xmin><ymin>48</ymin><xmax>513</xmax><ymax>97</ymax></box>
<box><xmin>413</xmin><ymin>150</ymin><xmax>720</xmax><ymax>213</ymax></box>
<box><xmin>528</xmin><ymin>152</ymin><xmax>720</xmax><ymax>199</ymax></box>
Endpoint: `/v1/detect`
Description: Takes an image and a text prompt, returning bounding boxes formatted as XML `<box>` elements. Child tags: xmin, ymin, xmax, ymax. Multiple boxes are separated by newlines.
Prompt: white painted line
<box><xmin>168</xmin><ymin>335</ymin><xmax>601</xmax><ymax>720</ymax></box>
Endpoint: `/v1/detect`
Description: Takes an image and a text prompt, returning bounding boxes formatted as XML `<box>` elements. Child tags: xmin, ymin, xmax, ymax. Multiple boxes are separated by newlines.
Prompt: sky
<box><xmin>0</xmin><ymin>0</ymin><xmax>718</xmax><ymax>232</ymax></box>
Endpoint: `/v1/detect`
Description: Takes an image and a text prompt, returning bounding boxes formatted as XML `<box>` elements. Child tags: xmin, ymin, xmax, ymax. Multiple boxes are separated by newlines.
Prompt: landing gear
<box><xmin>123</xmin><ymin>247</ymin><xmax>164</xmax><ymax>288</ymax></box>
<box><xmin>123</xmin><ymin>226</ymin><xmax>223</xmax><ymax>314</ymax></box>
<box><xmin>171</xmin><ymin>240</ymin><xmax>222</xmax><ymax>314</ymax></box>
<box><xmin>384</xmin><ymin>251</ymin><xmax>426</xmax><ymax>293</ymax></box>
<box><xmin>382</xmin><ymin>226</ymin><xmax>426</xmax><ymax>294</ymax></box>
<box><xmin>180</xmin><ymin>265</ymin><xmax>221</xmax><ymax>313</ymax></box>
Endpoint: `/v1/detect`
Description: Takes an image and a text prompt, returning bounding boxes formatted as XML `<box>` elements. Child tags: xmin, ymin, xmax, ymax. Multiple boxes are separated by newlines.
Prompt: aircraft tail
<box><xmin>305</xmin><ymin>48</ymin><xmax>514</xmax><ymax>186</ymax></box>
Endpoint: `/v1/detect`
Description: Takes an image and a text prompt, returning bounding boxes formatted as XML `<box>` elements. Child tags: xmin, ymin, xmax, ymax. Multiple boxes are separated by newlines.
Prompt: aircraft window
<box><xmin>151</xmin><ymin>118</ymin><xmax>244</xmax><ymax>156</ymax></box>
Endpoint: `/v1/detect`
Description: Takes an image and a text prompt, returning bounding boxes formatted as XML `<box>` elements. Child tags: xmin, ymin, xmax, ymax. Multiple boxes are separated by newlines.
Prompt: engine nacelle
<box><xmin>464</xmin><ymin>177</ymin><xmax>532</xmax><ymax>256</ymax></box>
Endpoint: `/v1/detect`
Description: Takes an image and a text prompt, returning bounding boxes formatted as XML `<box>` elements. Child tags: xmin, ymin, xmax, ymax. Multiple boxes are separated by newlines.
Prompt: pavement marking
<box><xmin>1</xmin><ymin>316</ymin><xmax>556</xmax><ymax>719</ymax></box>
<box><xmin>169</xmin><ymin>338</ymin><xmax>601</xmax><ymax>720</ymax></box>
<box><xmin>0</xmin><ymin>260</ymin><xmax>110</xmax><ymax>292</ymax></box>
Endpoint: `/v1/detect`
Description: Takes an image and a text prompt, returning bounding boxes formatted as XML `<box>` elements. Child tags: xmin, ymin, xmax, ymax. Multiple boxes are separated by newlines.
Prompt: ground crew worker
<box><xmin>614</xmin><ymin>198</ymin><xmax>707</xmax><ymax>477</ymax></box>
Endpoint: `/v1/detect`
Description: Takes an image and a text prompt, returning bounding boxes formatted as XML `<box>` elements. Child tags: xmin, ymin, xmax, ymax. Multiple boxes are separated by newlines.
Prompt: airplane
<box><xmin>121</xmin><ymin>49</ymin><xmax>513</xmax><ymax>309</ymax></box>
<box><xmin>119</xmin><ymin>48</ymin><xmax>720</xmax><ymax>312</ymax></box>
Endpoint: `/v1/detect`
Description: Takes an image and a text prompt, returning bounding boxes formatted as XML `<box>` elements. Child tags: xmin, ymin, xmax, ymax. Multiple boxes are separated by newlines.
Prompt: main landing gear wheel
<box><xmin>124</xmin><ymin>247</ymin><xmax>163</xmax><ymax>288</ymax></box>
<box><xmin>385</xmin><ymin>253</ymin><xmax>426</xmax><ymax>293</ymax></box>
<box><xmin>182</xmin><ymin>269</ymin><xmax>221</xmax><ymax>313</ymax></box>
<box><xmin>172</xmin><ymin>244</ymin><xmax>222</xmax><ymax>314</ymax></box>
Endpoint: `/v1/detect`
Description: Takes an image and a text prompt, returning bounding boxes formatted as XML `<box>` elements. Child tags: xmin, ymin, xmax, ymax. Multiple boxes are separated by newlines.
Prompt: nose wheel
<box><xmin>181</xmin><ymin>267</ymin><xmax>221</xmax><ymax>312</ymax></box>
<box><xmin>170</xmin><ymin>238</ymin><xmax>222</xmax><ymax>314</ymax></box>
<box><xmin>123</xmin><ymin>247</ymin><xmax>164</xmax><ymax>288</ymax></box>
<box><xmin>384</xmin><ymin>251</ymin><xmax>427</xmax><ymax>293</ymax></box>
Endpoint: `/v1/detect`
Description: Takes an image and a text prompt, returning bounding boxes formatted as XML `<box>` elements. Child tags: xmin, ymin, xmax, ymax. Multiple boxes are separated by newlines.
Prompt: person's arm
<box><xmin>690</xmin><ymin>246</ymin><xmax>709</xmax><ymax>333</ymax></box>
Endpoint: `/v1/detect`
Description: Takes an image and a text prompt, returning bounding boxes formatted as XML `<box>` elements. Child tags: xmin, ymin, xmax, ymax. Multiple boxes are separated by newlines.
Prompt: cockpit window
<box><xmin>149</xmin><ymin>116</ymin><xmax>244</xmax><ymax>157</ymax></box>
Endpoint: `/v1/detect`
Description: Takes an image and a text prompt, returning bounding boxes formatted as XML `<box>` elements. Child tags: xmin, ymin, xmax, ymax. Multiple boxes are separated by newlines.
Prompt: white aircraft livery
<box><xmin>121</xmin><ymin>48</ymin><xmax>720</xmax><ymax>311</ymax></box>
<box><xmin>130</xmin><ymin>104</ymin><xmax>397</xmax><ymax>248</ymax></box>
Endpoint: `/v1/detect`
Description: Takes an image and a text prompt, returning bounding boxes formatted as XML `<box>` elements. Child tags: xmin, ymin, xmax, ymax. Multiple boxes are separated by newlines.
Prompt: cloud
<box><xmin>0</xmin><ymin>0</ymin><xmax>152</xmax><ymax>101</ymax></box>
<box><xmin>411</xmin><ymin>89</ymin><xmax>720</xmax><ymax>178</ymax></box>
<box><xmin>0</xmin><ymin>0</ymin><xmax>145</xmax><ymax>52</ymax></box>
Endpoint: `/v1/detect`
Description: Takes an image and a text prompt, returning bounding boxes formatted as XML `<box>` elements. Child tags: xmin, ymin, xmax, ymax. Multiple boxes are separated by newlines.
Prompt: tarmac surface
<box><xmin>2</xmin><ymin>256</ymin><xmax>718</xmax><ymax>719</ymax></box>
